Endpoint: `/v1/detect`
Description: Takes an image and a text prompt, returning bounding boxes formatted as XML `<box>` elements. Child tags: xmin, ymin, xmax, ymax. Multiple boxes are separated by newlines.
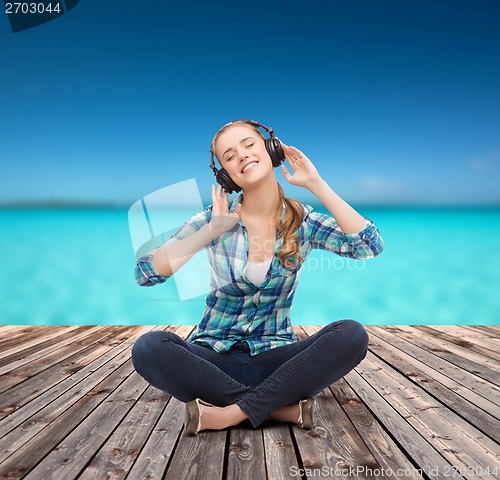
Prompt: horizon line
<box><xmin>1</xmin><ymin>198</ymin><xmax>499</xmax><ymax>209</ymax></box>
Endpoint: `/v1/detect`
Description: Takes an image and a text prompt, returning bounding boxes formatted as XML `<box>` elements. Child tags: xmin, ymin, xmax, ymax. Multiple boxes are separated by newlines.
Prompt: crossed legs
<box><xmin>131</xmin><ymin>319</ymin><xmax>369</xmax><ymax>431</ymax></box>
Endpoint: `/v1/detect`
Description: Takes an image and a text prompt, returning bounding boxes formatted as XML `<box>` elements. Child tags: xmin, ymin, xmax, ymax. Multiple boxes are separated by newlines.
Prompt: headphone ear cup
<box><xmin>216</xmin><ymin>168</ymin><xmax>242</xmax><ymax>194</ymax></box>
<box><xmin>265</xmin><ymin>137</ymin><xmax>285</xmax><ymax>168</ymax></box>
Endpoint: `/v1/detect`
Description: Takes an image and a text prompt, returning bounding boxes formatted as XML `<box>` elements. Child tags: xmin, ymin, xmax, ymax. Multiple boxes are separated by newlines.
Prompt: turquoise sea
<box><xmin>1</xmin><ymin>206</ymin><xmax>499</xmax><ymax>326</ymax></box>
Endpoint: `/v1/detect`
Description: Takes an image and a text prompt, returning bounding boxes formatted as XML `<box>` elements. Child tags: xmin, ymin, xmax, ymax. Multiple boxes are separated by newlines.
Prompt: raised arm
<box><xmin>281</xmin><ymin>144</ymin><xmax>368</xmax><ymax>233</ymax></box>
<box><xmin>135</xmin><ymin>185</ymin><xmax>242</xmax><ymax>286</ymax></box>
<box><xmin>280</xmin><ymin>143</ymin><xmax>384</xmax><ymax>259</ymax></box>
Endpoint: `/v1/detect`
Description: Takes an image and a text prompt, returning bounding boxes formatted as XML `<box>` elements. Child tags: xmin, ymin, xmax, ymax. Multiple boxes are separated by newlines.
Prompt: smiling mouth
<box><xmin>241</xmin><ymin>162</ymin><xmax>258</xmax><ymax>173</ymax></box>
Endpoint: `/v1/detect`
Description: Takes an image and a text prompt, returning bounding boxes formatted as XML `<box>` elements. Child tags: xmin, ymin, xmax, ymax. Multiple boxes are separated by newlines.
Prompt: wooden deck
<box><xmin>0</xmin><ymin>325</ymin><xmax>498</xmax><ymax>479</ymax></box>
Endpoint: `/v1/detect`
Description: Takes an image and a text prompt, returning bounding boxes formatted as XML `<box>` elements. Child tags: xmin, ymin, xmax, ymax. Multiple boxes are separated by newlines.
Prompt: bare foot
<box><xmin>198</xmin><ymin>403</ymin><xmax>248</xmax><ymax>432</ymax></box>
<box><xmin>269</xmin><ymin>402</ymin><xmax>301</xmax><ymax>425</ymax></box>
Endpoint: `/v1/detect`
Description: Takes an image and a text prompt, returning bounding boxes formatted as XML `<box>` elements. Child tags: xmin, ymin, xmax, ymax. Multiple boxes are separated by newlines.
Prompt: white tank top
<box><xmin>246</xmin><ymin>257</ymin><xmax>273</xmax><ymax>286</ymax></box>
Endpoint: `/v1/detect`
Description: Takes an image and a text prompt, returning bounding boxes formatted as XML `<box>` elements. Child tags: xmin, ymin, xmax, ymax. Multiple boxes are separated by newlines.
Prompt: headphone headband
<box><xmin>209</xmin><ymin>119</ymin><xmax>285</xmax><ymax>194</ymax></box>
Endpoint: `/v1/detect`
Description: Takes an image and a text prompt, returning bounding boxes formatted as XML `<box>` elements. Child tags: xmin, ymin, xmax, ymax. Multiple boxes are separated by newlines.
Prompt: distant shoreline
<box><xmin>0</xmin><ymin>200</ymin><xmax>124</xmax><ymax>209</ymax></box>
<box><xmin>1</xmin><ymin>199</ymin><xmax>499</xmax><ymax>210</ymax></box>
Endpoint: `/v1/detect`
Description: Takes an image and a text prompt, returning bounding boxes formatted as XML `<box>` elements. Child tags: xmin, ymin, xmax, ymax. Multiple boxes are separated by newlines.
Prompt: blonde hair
<box><xmin>275</xmin><ymin>182</ymin><xmax>305</xmax><ymax>269</ymax></box>
<box><xmin>211</xmin><ymin>119</ymin><xmax>305</xmax><ymax>269</ymax></box>
<box><xmin>210</xmin><ymin>119</ymin><xmax>265</xmax><ymax>161</ymax></box>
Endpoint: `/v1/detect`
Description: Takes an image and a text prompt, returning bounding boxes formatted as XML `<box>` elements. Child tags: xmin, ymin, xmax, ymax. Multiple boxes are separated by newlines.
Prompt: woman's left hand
<box><xmin>280</xmin><ymin>144</ymin><xmax>322</xmax><ymax>190</ymax></box>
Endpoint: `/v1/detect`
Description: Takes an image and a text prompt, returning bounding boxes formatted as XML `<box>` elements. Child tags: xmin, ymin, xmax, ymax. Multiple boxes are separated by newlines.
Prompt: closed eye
<box><xmin>227</xmin><ymin>144</ymin><xmax>254</xmax><ymax>161</ymax></box>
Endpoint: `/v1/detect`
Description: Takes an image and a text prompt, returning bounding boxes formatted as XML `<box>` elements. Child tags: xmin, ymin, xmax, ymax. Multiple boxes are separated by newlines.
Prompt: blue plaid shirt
<box><xmin>135</xmin><ymin>193</ymin><xmax>384</xmax><ymax>356</ymax></box>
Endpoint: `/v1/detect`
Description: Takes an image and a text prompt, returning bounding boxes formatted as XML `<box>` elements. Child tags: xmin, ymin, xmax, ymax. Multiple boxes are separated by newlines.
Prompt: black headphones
<box><xmin>209</xmin><ymin>119</ymin><xmax>285</xmax><ymax>194</ymax></box>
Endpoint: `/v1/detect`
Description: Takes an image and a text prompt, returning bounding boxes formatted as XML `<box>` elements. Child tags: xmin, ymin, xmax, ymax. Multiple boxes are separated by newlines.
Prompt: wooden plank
<box><xmin>0</xmin><ymin>327</ymin><xmax>69</xmax><ymax>354</ymax></box>
<box><xmin>164</xmin><ymin>429</ymin><xmax>227</xmax><ymax>480</ymax></box>
<box><xmin>161</xmin><ymin>324</ymin><xmax>227</xmax><ymax>480</ymax></box>
<box><xmin>291</xmin><ymin>327</ymin><xmax>386</xmax><ymax>479</ymax></box>
<box><xmin>77</xmin><ymin>326</ymin><xmax>193</xmax><ymax>480</ymax></box>
<box><xmin>357</xmin><ymin>351</ymin><xmax>500</xmax><ymax>477</ymax></box>
<box><xmin>226</xmin><ymin>426</ymin><xmax>266</xmax><ymax>480</ymax></box>
<box><xmin>169</xmin><ymin>325</ymin><xmax>197</xmax><ymax>342</ymax></box>
<box><xmin>432</xmin><ymin>326</ymin><xmax>500</xmax><ymax>352</ymax></box>
<box><xmin>118</xmin><ymin>326</ymin><xmax>204</xmax><ymax>480</ymax></box>
<box><xmin>22</xmin><ymin>366</ymin><xmax>149</xmax><ymax>479</ymax></box>
<box><xmin>345</xmin><ymin>368</ymin><xmax>462</xmax><ymax>480</ymax></box>
<box><xmin>262</xmin><ymin>424</ymin><xmax>300</xmax><ymax>479</ymax></box>
<box><xmin>471</xmin><ymin>326</ymin><xmax>500</xmax><ymax>337</ymax></box>
<box><xmin>0</xmin><ymin>325</ymin><xmax>124</xmax><ymax>395</ymax></box>
<box><xmin>0</xmin><ymin>355</ymin><xmax>137</xmax><ymax>477</ymax></box>
<box><xmin>395</xmin><ymin>326</ymin><xmax>500</xmax><ymax>382</ymax></box>
<box><xmin>0</xmin><ymin>326</ymin><xmax>156</xmax><ymax>459</ymax></box>
<box><xmin>304</xmin><ymin>324</ymin><xmax>423</xmax><ymax>479</ymax></box>
<box><xmin>367</xmin><ymin>327</ymin><xmax>500</xmax><ymax>418</ymax></box>
<box><xmin>0</xmin><ymin>327</ymin><xmax>156</xmax><ymax>462</ymax></box>
<box><xmin>0</xmin><ymin>326</ymin><xmax>26</xmax><ymax>334</ymax></box>
<box><xmin>330</xmin><ymin>378</ymin><xmax>424</xmax><ymax>479</ymax></box>
<box><xmin>0</xmin><ymin>322</ymin><xmax>163</xmax><ymax>475</ymax></box>
<box><xmin>0</xmin><ymin>326</ymin><xmax>53</xmax><ymax>349</ymax></box>
<box><xmin>366</xmin><ymin>328</ymin><xmax>500</xmax><ymax>442</ymax></box>
<box><xmin>415</xmin><ymin>326</ymin><xmax>500</xmax><ymax>362</ymax></box>
<box><xmin>0</xmin><ymin>325</ymin><xmax>82</xmax><ymax>361</ymax></box>
<box><xmin>0</xmin><ymin>326</ymin><xmax>106</xmax><ymax>375</ymax></box>
<box><xmin>366</xmin><ymin>326</ymin><xmax>500</xmax><ymax>408</ymax></box>
<box><xmin>0</xmin><ymin>326</ymin><xmax>129</xmax><ymax>414</ymax></box>
<box><xmin>1</xmin><ymin>325</ymin><xmax>497</xmax><ymax>480</ymax></box>
<box><xmin>124</xmin><ymin>397</ymin><xmax>185</xmax><ymax>479</ymax></box>
<box><xmin>291</xmin><ymin>389</ymin><xmax>381</xmax><ymax>480</ymax></box>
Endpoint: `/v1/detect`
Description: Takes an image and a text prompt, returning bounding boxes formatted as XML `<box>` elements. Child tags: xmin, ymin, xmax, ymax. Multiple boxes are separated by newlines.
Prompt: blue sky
<box><xmin>1</xmin><ymin>0</ymin><xmax>499</xmax><ymax>205</ymax></box>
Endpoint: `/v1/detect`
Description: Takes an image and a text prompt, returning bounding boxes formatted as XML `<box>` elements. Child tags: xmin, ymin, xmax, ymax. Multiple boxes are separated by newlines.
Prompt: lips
<box><xmin>241</xmin><ymin>161</ymin><xmax>258</xmax><ymax>174</ymax></box>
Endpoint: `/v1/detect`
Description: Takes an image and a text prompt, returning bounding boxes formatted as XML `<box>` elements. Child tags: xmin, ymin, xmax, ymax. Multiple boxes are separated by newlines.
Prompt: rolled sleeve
<box><xmin>305</xmin><ymin>206</ymin><xmax>384</xmax><ymax>259</ymax></box>
<box><xmin>133</xmin><ymin>205</ymin><xmax>212</xmax><ymax>287</ymax></box>
<box><xmin>134</xmin><ymin>252</ymin><xmax>169</xmax><ymax>287</ymax></box>
<box><xmin>343</xmin><ymin>218</ymin><xmax>384</xmax><ymax>259</ymax></box>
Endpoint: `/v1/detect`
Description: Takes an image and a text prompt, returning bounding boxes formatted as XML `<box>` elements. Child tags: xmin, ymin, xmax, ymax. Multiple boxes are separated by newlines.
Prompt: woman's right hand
<box><xmin>210</xmin><ymin>184</ymin><xmax>242</xmax><ymax>238</ymax></box>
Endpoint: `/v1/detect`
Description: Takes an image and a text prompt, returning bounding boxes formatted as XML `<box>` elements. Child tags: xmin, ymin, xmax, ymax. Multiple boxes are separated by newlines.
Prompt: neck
<box><xmin>240</xmin><ymin>175</ymin><xmax>281</xmax><ymax>222</ymax></box>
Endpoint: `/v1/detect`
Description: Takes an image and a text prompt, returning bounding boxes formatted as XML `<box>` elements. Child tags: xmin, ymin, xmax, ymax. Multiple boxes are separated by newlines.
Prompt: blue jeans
<box><xmin>131</xmin><ymin>319</ymin><xmax>369</xmax><ymax>428</ymax></box>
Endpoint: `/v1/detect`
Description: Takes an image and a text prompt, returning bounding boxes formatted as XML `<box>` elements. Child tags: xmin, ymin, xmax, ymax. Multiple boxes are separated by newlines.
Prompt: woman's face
<box><xmin>214</xmin><ymin>125</ymin><xmax>273</xmax><ymax>189</ymax></box>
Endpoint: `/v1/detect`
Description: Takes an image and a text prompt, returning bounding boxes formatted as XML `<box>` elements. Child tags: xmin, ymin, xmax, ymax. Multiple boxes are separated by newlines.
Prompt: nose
<box><xmin>238</xmin><ymin>150</ymin><xmax>249</xmax><ymax>161</ymax></box>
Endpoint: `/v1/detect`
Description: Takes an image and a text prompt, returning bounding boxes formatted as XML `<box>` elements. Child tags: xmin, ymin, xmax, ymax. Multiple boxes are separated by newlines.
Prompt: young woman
<box><xmin>132</xmin><ymin>119</ymin><xmax>384</xmax><ymax>435</ymax></box>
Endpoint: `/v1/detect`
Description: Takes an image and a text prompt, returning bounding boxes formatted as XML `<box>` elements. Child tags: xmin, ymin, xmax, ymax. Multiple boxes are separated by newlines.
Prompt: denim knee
<box><xmin>341</xmin><ymin>319</ymin><xmax>369</xmax><ymax>362</ymax></box>
<box><xmin>131</xmin><ymin>330</ymin><xmax>178</xmax><ymax>374</ymax></box>
<box><xmin>321</xmin><ymin>319</ymin><xmax>369</xmax><ymax>362</ymax></box>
